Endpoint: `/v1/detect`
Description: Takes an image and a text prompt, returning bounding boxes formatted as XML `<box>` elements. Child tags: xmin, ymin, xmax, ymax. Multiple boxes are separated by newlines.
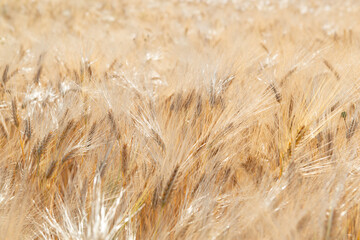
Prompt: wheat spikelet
<box><xmin>191</xmin><ymin>172</ymin><xmax>205</xmax><ymax>197</ymax></box>
<box><xmin>260</xmin><ymin>42</ymin><xmax>270</xmax><ymax>53</ymax></box>
<box><xmin>107</xmin><ymin>110</ymin><xmax>120</xmax><ymax>140</ymax></box>
<box><xmin>269</xmin><ymin>83</ymin><xmax>282</xmax><ymax>103</ymax></box>
<box><xmin>170</xmin><ymin>92</ymin><xmax>183</xmax><ymax>112</ymax></box>
<box><xmin>9</xmin><ymin>68</ymin><xmax>19</xmax><ymax>80</ymax></box>
<box><xmin>45</xmin><ymin>159</ymin><xmax>57</xmax><ymax>179</ymax></box>
<box><xmin>296</xmin><ymin>212</ymin><xmax>310</xmax><ymax>232</ymax></box>
<box><xmin>24</xmin><ymin>118</ymin><xmax>32</xmax><ymax>142</ymax></box>
<box><xmin>161</xmin><ymin>165</ymin><xmax>179</xmax><ymax>207</ymax></box>
<box><xmin>151</xmin><ymin>129</ymin><xmax>166</xmax><ymax>151</ymax></box>
<box><xmin>323</xmin><ymin>59</ymin><xmax>340</xmax><ymax>81</ymax></box>
<box><xmin>192</xmin><ymin>133</ymin><xmax>210</xmax><ymax>157</ymax></box>
<box><xmin>57</xmin><ymin>119</ymin><xmax>74</xmax><ymax>147</ymax></box>
<box><xmin>295</xmin><ymin>125</ymin><xmax>306</xmax><ymax>146</ymax></box>
<box><xmin>86</xmin><ymin>121</ymin><xmax>97</xmax><ymax>147</ymax></box>
<box><xmin>87</xmin><ymin>63</ymin><xmax>92</xmax><ymax>78</ymax></box>
<box><xmin>288</xmin><ymin>97</ymin><xmax>294</xmax><ymax>117</ymax></box>
<box><xmin>280</xmin><ymin>66</ymin><xmax>297</xmax><ymax>86</ymax></box>
<box><xmin>330</xmin><ymin>101</ymin><xmax>339</xmax><ymax>112</ymax></box>
<box><xmin>183</xmin><ymin>90</ymin><xmax>195</xmax><ymax>109</ymax></box>
<box><xmin>195</xmin><ymin>94</ymin><xmax>202</xmax><ymax>117</ymax></box>
<box><xmin>0</xmin><ymin>121</ymin><xmax>8</xmax><ymax>139</ymax></box>
<box><xmin>11</xmin><ymin>98</ymin><xmax>19</xmax><ymax>128</ymax></box>
<box><xmin>37</xmin><ymin>132</ymin><xmax>53</xmax><ymax>159</ymax></box>
<box><xmin>326</xmin><ymin>132</ymin><xmax>334</xmax><ymax>157</ymax></box>
<box><xmin>121</xmin><ymin>143</ymin><xmax>128</xmax><ymax>177</ymax></box>
<box><xmin>2</xmin><ymin>64</ymin><xmax>9</xmax><ymax>86</ymax></box>
<box><xmin>33</xmin><ymin>65</ymin><xmax>43</xmax><ymax>84</ymax></box>
<box><xmin>61</xmin><ymin>148</ymin><xmax>77</xmax><ymax>163</ymax></box>
<box><xmin>108</xmin><ymin>59</ymin><xmax>117</xmax><ymax>71</ymax></box>
<box><xmin>346</xmin><ymin>118</ymin><xmax>357</xmax><ymax>139</ymax></box>
<box><xmin>80</xmin><ymin>177</ymin><xmax>88</xmax><ymax>204</ymax></box>
<box><xmin>285</xmin><ymin>125</ymin><xmax>307</xmax><ymax>164</ymax></box>
<box><xmin>59</xmin><ymin>108</ymin><xmax>69</xmax><ymax>126</ymax></box>
<box><xmin>152</xmin><ymin>183</ymin><xmax>161</xmax><ymax>208</ymax></box>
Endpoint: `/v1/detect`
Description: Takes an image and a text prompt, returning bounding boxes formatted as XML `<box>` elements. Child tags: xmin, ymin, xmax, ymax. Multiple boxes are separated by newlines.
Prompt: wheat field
<box><xmin>1</xmin><ymin>0</ymin><xmax>360</xmax><ymax>239</ymax></box>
